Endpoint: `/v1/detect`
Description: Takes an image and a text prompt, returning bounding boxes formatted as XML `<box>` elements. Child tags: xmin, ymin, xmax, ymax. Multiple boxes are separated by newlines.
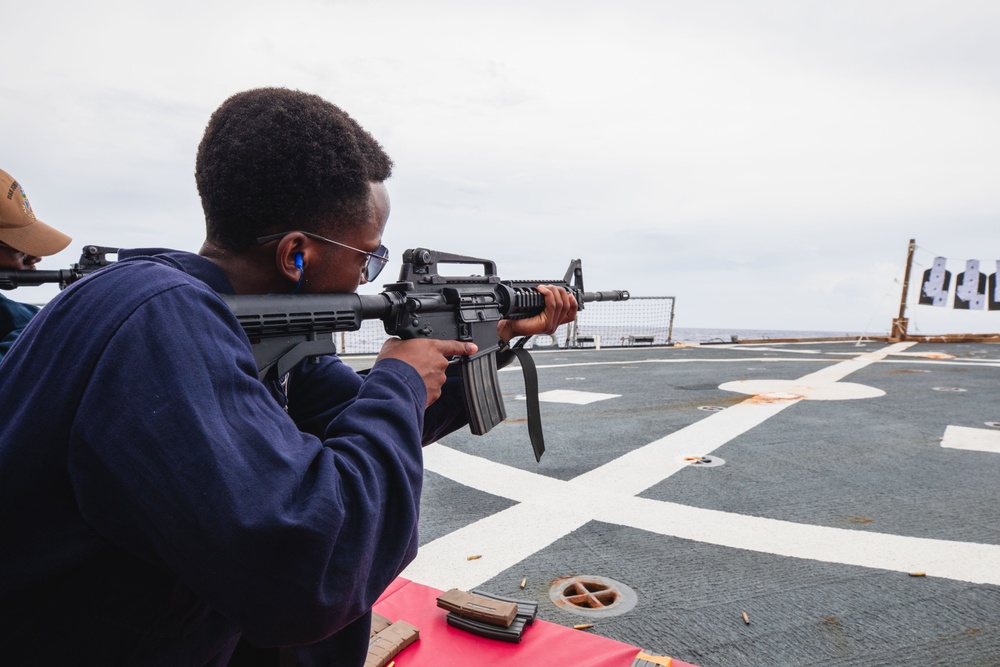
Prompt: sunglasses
<box><xmin>256</xmin><ymin>231</ymin><xmax>390</xmax><ymax>283</ymax></box>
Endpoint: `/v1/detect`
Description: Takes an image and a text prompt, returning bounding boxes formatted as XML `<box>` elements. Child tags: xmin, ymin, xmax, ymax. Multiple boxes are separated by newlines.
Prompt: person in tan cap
<box><xmin>0</xmin><ymin>168</ymin><xmax>72</xmax><ymax>360</ymax></box>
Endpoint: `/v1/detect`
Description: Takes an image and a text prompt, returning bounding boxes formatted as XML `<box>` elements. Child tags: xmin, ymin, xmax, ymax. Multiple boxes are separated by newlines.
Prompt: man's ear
<box><xmin>274</xmin><ymin>233</ymin><xmax>308</xmax><ymax>283</ymax></box>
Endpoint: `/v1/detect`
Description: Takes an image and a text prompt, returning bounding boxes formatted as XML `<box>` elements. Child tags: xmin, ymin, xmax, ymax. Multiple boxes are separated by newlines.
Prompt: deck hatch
<box><xmin>549</xmin><ymin>575</ymin><xmax>637</xmax><ymax>618</ymax></box>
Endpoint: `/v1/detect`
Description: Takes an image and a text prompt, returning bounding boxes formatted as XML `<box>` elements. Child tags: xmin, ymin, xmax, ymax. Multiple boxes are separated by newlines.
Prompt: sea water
<box><xmin>670</xmin><ymin>326</ymin><xmax>873</xmax><ymax>343</ymax></box>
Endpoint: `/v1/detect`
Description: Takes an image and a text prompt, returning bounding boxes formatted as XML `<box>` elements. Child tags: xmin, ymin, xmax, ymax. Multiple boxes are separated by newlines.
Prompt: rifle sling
<box><xmin>510</xmin><ymin>342</ymin><xmax>545</xmax><ymax>462</ymax></box>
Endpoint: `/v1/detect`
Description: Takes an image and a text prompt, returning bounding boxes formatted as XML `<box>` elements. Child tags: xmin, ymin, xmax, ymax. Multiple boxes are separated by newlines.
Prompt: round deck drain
<box><xmin>932</xmin><ymin>387</ymin><xmax>967</xmax><ymax>392</ymax></box>
<box><xmin>682</xmin><ymin>455</ymin><xmax>725</xmax><ymax>467</ymax></box>
<box><xmin>698</xmin><ymin>405</ymin><xmax>726</xmax><ymax>412</ymax></box>
<box><xmin>549</xmin><ymin>575</ymin><xmax>637</xmax><ymax>618</ymax></box>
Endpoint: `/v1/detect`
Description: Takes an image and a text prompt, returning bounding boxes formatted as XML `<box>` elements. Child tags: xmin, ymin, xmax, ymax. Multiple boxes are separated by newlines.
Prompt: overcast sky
<box><xmin>4</xmin><ymin>0</ymin><xmax>999</xmax><ymax>334</ymax></box>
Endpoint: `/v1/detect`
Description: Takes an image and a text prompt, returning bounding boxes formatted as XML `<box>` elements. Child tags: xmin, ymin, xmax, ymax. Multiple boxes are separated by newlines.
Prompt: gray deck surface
<box><xmin>348</xmin><ymin>341</ymin><xmax>1000</xmax><ymax>666</ymax></box>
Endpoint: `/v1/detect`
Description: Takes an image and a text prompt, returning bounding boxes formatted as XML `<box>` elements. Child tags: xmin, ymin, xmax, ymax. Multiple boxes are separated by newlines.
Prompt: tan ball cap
<box><xmin>0</xmin><ymin>168</ymin><xmax>72</xmax><ymax>257</ymax></box>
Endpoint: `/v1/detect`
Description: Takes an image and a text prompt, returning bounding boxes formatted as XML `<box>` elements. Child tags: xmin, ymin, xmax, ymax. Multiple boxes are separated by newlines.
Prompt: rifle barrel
<box><xmin>582</xmin><ymin>290</ymin><xmax>630</xmax><ymax>303</ymax></box>
<box><xmin>0</xmin><ymin>269</ymin><xmax>79</xmax><ymax>290</ymax></box>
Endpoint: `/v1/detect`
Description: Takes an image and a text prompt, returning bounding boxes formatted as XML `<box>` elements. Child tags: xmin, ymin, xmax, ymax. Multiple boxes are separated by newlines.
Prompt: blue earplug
<box><xmin>293</xmin><ymin>253</ymin><xmax>304</xmax><ymax>292</ymax></box>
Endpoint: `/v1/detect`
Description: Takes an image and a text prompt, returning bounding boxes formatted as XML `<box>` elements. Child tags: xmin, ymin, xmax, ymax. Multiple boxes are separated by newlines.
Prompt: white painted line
<box><xmin>573</xmin><ymin>344</ymin><xmax>908</xmax><ymax>496</ymax></box>
<box><xmin>571</xmin><ymin>398</ymin><xmax>793</xmax><ymax>496</ymax></box>
<box><xmin>404</xmin><ymin>502</ymin><xmax>589</xmax><ymax>592</ymax></box>
<box><xmin>403</xmin><ymin>342</ymin><xmax>1000</xmax><ymax>590</ymax></box>
<box><xmin>723</xmin><ymin>347</ymin><xmax>825</xmax><ymax>355</ymax></box>
<box><xmin>617</xmin><ymin>499</ymin><xmax>1000</xmax><ymax>587</ymax></box>
<box><xmin>941</xmin><ymin>425</ymin><xmax>1000</xmax><ymax>454</ymax></box>
<box><xmin>499</xmin><ymin>356</ymin><xmax>1000</xmax><ymax>373</ymax></box>
<box><xmin>500</xmin><ymin>357</ymin><xmax>848</xmax><ymax>373</ymax></box>
<box><xmin>407</xmin><ymin>442</ymin><xmax>1000</xmax><ymax>590</ymax></box>
<box><xmin>795</xmin><ymin>347</ymin><xmax>904</xmax><ymax>384</ymax></box>
<box><xmin>515</xmin><ymin>389</ymin><xmax>621</xmax><ymax>405</ymax></box>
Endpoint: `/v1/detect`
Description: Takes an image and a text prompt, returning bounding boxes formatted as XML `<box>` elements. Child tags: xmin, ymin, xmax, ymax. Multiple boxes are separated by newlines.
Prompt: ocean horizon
<box><xmin>669</xmin><ymin>326</ymin><xmax>876</xmax><ymax>343</ymax></box>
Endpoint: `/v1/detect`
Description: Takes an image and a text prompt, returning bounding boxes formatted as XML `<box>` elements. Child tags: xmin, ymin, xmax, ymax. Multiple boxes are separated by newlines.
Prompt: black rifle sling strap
<box><xmin>509</xmin><ymin>337</ymin><xmax>545</xmax><ymax>462</ymax></box>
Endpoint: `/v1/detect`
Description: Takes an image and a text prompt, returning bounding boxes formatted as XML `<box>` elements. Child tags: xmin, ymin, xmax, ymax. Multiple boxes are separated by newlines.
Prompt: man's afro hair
<box><xmin>195</xmin><ymin>87</ymin><xmax>393</xmax><ymax>251</ymax></box>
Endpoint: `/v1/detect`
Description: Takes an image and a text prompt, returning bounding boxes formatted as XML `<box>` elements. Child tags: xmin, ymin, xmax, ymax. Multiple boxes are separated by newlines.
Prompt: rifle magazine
<box><xmin>460</xmin><ymin>351</ymin><xmax>506</xmax><ymax>436</ymax></box>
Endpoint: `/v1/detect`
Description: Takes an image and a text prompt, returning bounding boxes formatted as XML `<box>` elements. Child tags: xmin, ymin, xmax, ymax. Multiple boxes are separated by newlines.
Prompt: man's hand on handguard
<box><xmin>497</xmin><ymin>284</ymin><xmax>578</xmax><ymax>343</ymax></box>
<box><xmin>375</xmin><ymin>285</ymin><xmax>574</xmax><ymax>408</ymax></box>
<box><xmin>377</xmin><ymin>338</ymin><xmax>478</xmax><ymax>407</ymax></box>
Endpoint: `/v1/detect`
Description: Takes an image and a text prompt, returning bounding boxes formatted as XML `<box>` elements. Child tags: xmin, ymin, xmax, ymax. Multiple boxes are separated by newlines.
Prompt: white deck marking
<box><xmin>406</xmin><ymin>446</ymin><xmax>1000</xmax><ymax>590</ymax></box>
<box><xmin>515</xmin><ymin>389</ymin><xmax>621</xmax><ymax>405</ymax></box>
<box><xmin>404</xmin><ymin>342</ymin><xmax>1000</xmax><ymax>590</ymax></box>
<box><xmin>941</xmin><ymin>425</ymin><xmax>1000</xmax><ymax>454</ymax></box>
<box><xmin>501</xmin><ymin>356</ymin><xmax>1000</xmax><ymax>372</ymax></box>
<box><xmin>720</xmin><ymin>346</ymin><xmax>825</xmax><ymax>355</ymax></box>
<box><xmin>719</xmin><ymin>379</ymin><xmax>885</xmax><ymax>401</ymax></box>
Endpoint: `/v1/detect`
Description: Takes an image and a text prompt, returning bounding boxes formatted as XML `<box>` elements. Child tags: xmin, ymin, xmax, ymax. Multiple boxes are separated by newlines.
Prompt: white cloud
<box><xmin>4</xmin><ymin>0</ymin><xmax>999</xmax><ymax>333</ymax></box>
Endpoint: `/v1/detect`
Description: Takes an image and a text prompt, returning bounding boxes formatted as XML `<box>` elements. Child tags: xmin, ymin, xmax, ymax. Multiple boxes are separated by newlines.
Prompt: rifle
<box><xmin>4</xmin><ymin>245</ymin><xmax>629</xmax><ymax>460</ymax></box>
<box><xmin>0</xmin><ymin>245</ymin><xmax>118</xmax><ymax>290</ymax></box>
<box><xmin>222</xmin><ymin>248</ymin><xmax>629</xmax><ymax>460</ymax></box>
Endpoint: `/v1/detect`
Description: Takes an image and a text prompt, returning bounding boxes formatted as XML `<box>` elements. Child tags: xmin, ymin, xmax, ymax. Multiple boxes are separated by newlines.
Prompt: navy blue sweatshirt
<box><xmin>0</xmin><ymin>249</ymin><xmax>466</xmax><ymax>665</ymax></box>
<box><xmin>0</xmin><ymin>292</ymin><xmax>40</xmax><ymax>361</ymax></box>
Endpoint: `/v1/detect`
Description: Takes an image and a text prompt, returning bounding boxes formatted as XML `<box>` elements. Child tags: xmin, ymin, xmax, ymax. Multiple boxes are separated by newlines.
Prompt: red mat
<box><xmin>373</xmin><ymin>578</ymin><xmax>698</xmax><ymax>667</ymax></box>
